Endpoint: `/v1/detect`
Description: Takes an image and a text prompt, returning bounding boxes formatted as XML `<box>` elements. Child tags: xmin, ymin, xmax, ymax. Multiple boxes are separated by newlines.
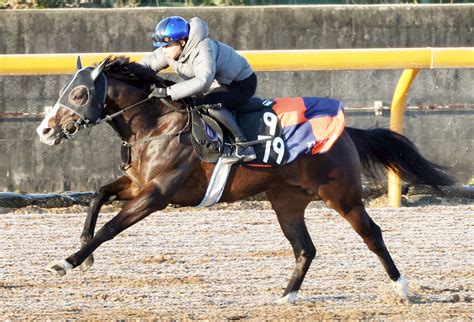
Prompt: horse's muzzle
<box><xmin>36</xmin><ymin>126</ymin><xmax>62</xmax><ymax>146</ymax></box>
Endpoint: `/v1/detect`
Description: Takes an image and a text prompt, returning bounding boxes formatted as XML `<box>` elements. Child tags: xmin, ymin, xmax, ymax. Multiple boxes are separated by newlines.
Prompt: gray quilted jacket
<box><xmin>140</xmin><ymin>17</ymin><xmax>254</xmax><ymax>101</ymax></box>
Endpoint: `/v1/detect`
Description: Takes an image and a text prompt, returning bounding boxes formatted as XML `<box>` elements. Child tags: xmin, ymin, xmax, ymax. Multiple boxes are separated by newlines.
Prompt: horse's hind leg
<box><xmin>79</xmin><ymin>175</ymin><xmax>135</xmax><ymax>271</ymax></box>
<box><xmin>266</xmin><ymin>186</ymin><xmax>315</xmax><ymax>303</ymax></box>
<box><xmin>334</xmin><ymin>202</ymin><xmax>408</xmax><ymax>298</ymax></box>
<box><xmin>302</xmin><ymin>133</ymin><xmax>408</xmax><ymax>299</ymax></box>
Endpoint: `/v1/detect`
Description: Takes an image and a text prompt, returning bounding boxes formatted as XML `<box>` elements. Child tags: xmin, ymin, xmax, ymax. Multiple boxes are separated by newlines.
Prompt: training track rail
<box><xmin>1</xmin><ymin>47</ymin><xmax>473</xmax><ymax>207</ymax></box>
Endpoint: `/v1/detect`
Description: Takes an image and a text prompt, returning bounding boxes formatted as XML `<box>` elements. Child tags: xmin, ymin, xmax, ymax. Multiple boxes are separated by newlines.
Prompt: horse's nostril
<box><xmin>42</xmin><ymin>128</ymin><xmax>53</xmax><ymax>135</ymax></box>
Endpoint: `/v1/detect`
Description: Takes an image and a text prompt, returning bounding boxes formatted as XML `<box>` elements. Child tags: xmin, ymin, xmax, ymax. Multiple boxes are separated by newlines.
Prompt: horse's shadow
<box><xmin>408</xmin><ymin>294</ymin><xmax>462</xmax><ymax>304</ymax></box>
<box><xmin>276</xmin><ymin>285</ymin><xmax>467</xmax><ymax>305</ymax></box>
<box><xmin>303</xmin><ymin>295</ymin><xmax>354</xmax><ymax>303</ymax></box>
<box><xmin>283</xmin><ymin>294</ymin><xmax>463</xmax><ymax>306</ymax></box>
<box><xmin>408</xmin><ymin>285</ymin><xmax>467</xmax><ymax>304</ymax></box>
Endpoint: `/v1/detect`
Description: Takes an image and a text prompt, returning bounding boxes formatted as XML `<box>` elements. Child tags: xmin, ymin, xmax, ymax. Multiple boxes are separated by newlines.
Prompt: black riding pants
<box><xmin>193</xmin><ymin>73</ymin><xmax>257</xmax><ymax>111</ymax></box>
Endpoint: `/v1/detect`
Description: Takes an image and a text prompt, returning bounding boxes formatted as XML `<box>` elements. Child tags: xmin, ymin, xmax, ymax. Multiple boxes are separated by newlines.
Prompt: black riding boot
<box><xmin>206</xmin><ymin>107</ymin><xmax>257</xmax><ymax>162</ymax></box>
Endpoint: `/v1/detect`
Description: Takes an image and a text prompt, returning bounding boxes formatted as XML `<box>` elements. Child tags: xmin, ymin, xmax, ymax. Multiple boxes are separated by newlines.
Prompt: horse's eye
<box><xmin>68</xmin><ymin>85</ymin><xmax>90</xmax><ymax>107</ymax></box>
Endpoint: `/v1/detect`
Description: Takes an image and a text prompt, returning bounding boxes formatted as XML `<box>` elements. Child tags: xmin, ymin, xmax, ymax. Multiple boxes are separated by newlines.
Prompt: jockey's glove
<box><xmin>148</xmin><ymin>87</ymin><xmax>169</xmax><ymax>99</ymax></box>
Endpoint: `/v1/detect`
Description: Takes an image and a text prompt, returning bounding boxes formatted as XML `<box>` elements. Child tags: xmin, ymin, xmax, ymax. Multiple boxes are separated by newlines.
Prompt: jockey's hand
<box><xmin>148</xmin><ymin>87</ymin><xmax>169</xmax><ymax>99</ymax></box>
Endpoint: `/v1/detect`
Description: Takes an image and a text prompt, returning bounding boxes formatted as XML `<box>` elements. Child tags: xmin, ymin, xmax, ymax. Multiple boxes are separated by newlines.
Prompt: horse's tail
<box><xmin>345</xmin><ymin>127</ymin><xmax>456</xmax><ymax>190</ymax></box>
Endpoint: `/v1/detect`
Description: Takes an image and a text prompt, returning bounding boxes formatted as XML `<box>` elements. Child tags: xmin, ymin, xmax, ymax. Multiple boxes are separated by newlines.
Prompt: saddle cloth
<box><xmin>238</xmin><ymin>96</ymin><xmax>345</xmax><ymax>167</ymax></box>
<box><xmin>191</xmin><ymin>96</ymin><xmax>345</xmax><ymax>166</ymax></box>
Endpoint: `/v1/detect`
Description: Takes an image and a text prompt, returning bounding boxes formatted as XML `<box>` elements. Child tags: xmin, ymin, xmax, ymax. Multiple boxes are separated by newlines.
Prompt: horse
<box><xmin>36</xmin><ymin>56</ymin><xmax>455</xmax><ymax>303</ymax></box>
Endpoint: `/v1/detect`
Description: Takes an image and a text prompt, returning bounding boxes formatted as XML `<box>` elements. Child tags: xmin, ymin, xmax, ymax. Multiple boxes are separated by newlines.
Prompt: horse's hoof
<box><xmin>275</xmin><ymin>291</ymin><xmax>298</xmax><ymax>304</ymax></box>
<box><xmin>392</xmin><ymin>275</ymin><xmax>409</xmax><ymax>300</ymax></box>
<box><xmin>79</xmin><ymin>255</ymin><xmax>94</xmax><ymax>272</ymax></box>
<box><xmin>46</xmin><ymin>259</ymin><xmax>73</xmax><ymax>277</ymax></box>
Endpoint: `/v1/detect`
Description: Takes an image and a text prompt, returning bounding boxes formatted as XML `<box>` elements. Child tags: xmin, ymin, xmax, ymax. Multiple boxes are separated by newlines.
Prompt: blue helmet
<box><xmin>152</xmin><ymin>16</ymin><xmax>190</xmax><ymax>48</ymax></box>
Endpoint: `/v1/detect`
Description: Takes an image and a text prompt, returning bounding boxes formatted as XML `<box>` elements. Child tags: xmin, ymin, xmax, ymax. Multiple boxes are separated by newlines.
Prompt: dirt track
<box><xmin>1</xmin><ymin>202</ymin><xmax>473</xmax><ymax>320</ymax></box>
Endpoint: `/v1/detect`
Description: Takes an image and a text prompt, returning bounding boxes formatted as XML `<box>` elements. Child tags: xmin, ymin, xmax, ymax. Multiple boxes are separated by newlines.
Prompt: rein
<box><xmin>102</xmin><ymin>96</ymin><xmax>191</xmax><ymax>148</ymax></box>
<box><xmin>56</xmin><ymin>65</ymin><xmax>192</xmax><ymax>152</ymax></box>
<box><xmin>121</xmin><ymin>106</ymin><xmax>191</xmax><ymax>148</ymax></box>
<box><xmin>95</xmin><ymin>97</ymin><xmax>155</xmax><ymax>125</ymax></box>
<box><xmin>96</xmin><ymin>95</ymin><xmax>189</xmax><ymax>126</ymax></box>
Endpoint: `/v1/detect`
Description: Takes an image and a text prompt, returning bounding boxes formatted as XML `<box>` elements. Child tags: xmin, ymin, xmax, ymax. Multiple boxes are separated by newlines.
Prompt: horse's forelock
<box><xmin>101</xmin><ymin>56</ymin><xmax>171</xmax><ymax>88</ymax></box>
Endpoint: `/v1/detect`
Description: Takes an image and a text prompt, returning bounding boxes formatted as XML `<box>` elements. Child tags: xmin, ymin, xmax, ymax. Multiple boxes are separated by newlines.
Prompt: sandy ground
<box><xmin>1</xmin><ymin>201</ymin><xmax>473</xmax><ymax>320</ymax></box>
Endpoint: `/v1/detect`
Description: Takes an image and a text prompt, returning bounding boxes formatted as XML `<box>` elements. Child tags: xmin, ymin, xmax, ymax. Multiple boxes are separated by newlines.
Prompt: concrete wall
<box><xmin>2</xmin><ymin>5</ymin><xmax>473</xmax><ymax>53</ymax></box>
<box><xmin>1</xmin><ymin>5</ymin><xmax>473</xmax><ymax>192</ymax></box>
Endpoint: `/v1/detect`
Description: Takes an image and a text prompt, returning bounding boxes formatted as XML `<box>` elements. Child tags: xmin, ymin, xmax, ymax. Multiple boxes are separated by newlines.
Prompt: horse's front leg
<box><xmin>79</xmin><ymin>175</ymin><xmax>136</xmax><ymax>272</ymax></box>
<box><xmin>47</xmin><ymin>180</ymin><xmax>172</xmax><ymax>276</ymax></box>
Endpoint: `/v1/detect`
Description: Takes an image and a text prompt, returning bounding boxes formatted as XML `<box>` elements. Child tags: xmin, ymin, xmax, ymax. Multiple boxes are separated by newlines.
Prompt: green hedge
<box><xmin>2</xmin><ymin>0</ymin><xmax>473</xmax><ymax>9</ymax></box>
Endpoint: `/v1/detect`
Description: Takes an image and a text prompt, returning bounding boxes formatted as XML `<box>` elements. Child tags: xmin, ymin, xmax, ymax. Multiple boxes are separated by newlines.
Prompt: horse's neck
<box><xmin>104</xmin><ymin>76</ymin><xmax>186</xmax><ymax>142</ymax></box>
<box><xmin>105</xmin><ymin>98</ymin><xmax>186</xmax><ymax>143</ymax></box>
<box><xmin>101</xmin><ymin>99</ymin><xmax>132</xmax><ymax>141</ymax></box>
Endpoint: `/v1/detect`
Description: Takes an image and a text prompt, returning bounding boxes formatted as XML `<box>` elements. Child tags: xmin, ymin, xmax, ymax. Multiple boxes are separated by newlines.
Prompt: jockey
<box><xmin>140</xmin><ymin>16</ymin><xmax>257</xmax><ymax>162</ymax></box>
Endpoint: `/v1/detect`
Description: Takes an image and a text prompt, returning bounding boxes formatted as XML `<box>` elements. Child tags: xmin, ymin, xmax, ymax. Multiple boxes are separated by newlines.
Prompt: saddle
<box><xmin>190</xmin><ymin>97</ymin><xmax>274</xmax><ymax>163</ymax></box>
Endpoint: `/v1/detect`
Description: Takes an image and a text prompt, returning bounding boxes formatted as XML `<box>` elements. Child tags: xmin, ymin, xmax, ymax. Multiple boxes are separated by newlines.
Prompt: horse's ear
<box><xmin>76</xmin><ymin>56</ymin><xmax>82</xmax><ymax>70</ymax></box>
<box><xmin>91</xmin><ymin>60</ymin><xmax>106</xmax><ymax>81</ymax></box>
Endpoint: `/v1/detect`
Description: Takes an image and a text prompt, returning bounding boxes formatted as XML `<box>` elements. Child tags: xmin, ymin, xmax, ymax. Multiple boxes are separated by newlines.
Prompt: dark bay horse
<box><xmin>36</xmin><ymin>56</ymin><xmax>454</xmax><ymax>303</ymax></box>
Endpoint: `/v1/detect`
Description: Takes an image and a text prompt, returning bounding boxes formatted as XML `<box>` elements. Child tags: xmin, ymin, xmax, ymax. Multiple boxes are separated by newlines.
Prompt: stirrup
<box><xmin>235</xmin><ymin>146</ymin><xmax>257</xmax><ymax>162</ymax></box>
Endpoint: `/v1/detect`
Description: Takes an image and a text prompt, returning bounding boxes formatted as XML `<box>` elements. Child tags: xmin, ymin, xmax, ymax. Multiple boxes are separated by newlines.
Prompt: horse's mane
<box><xmin>101</xmin><ymin>56</ymin><xmax>174</xmax><ymax>88</ymax></box>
